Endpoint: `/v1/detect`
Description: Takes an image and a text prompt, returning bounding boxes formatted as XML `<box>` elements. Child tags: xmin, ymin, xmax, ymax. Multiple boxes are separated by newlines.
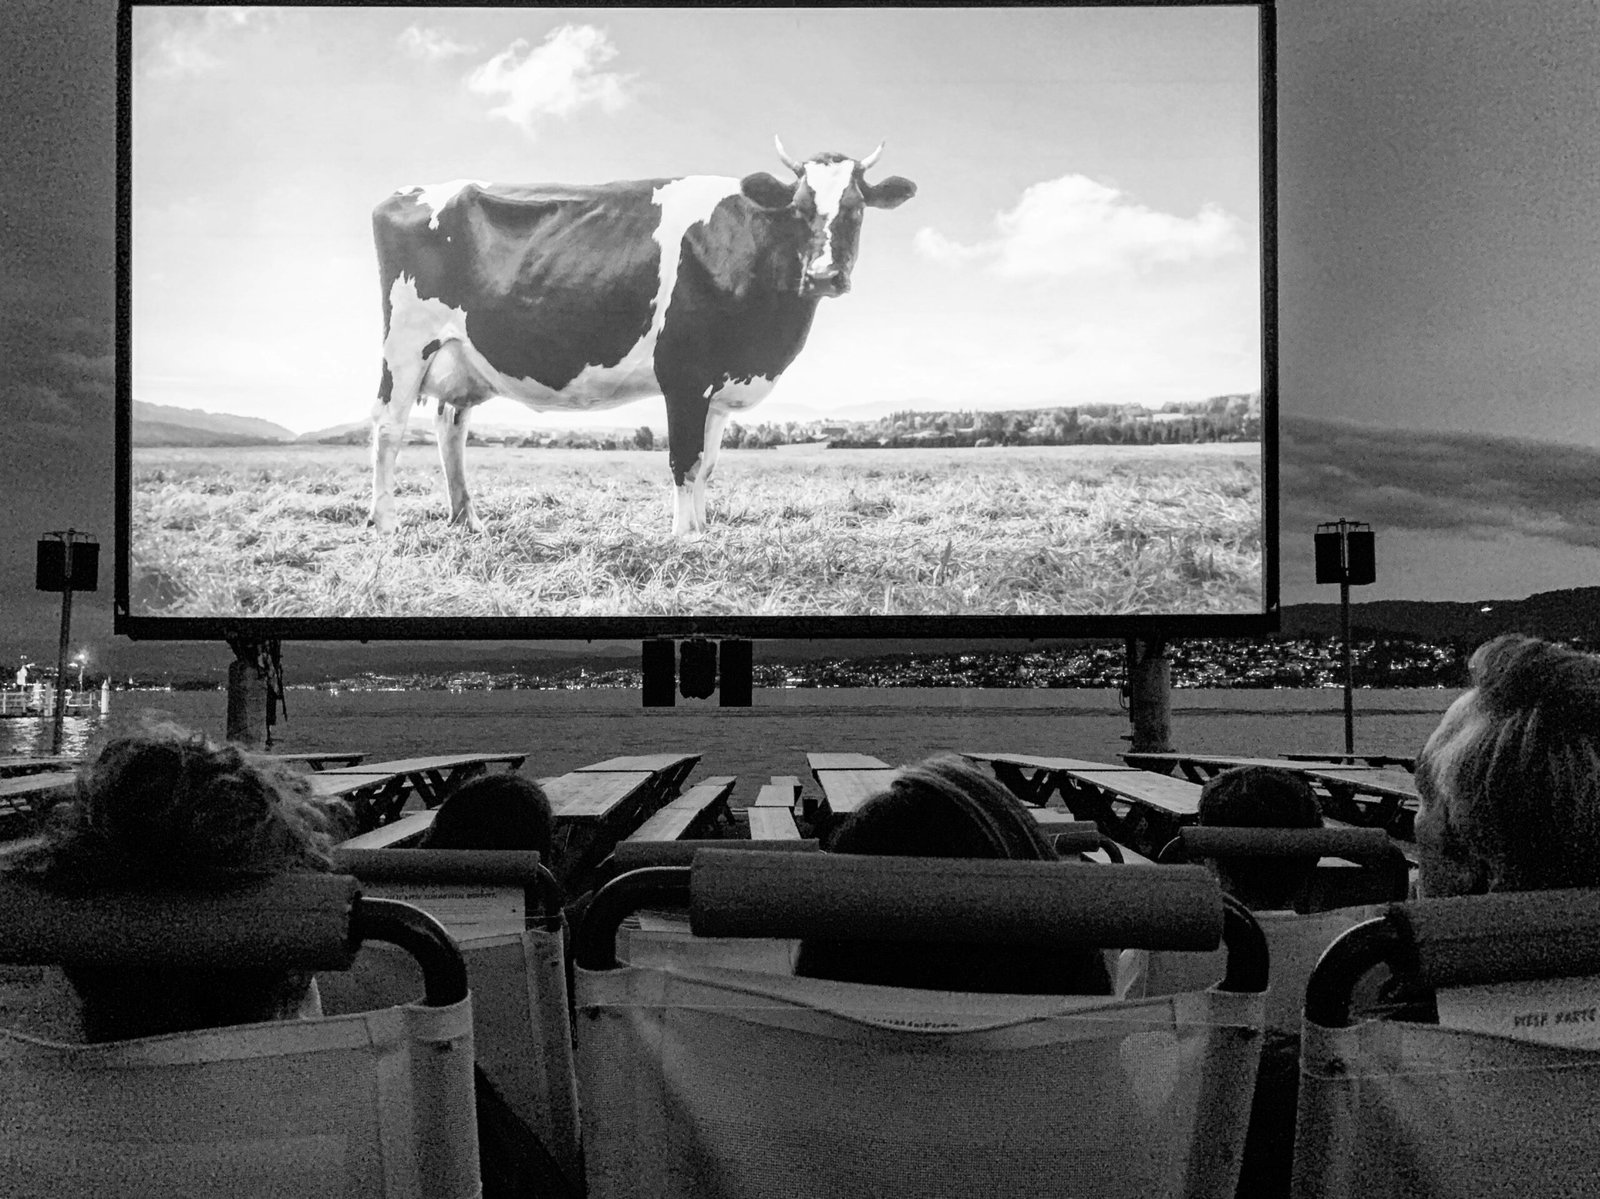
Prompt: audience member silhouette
<box><xmin>794</xmin><ymin>755</ymin><xmax>1113</xmax><ymax>995</ymax></box>
<box><xmin>1414</xmin><ymin>633</ymin><xmax>1600</xmax><ymax>898</ymax></box>
<box><xmin>6</xmin><ymin>727</ymin><xmax>344</xmax><ymax>1043</ymax></box>
<box><xmin>1197</xmin><ymin>764</ymin><xmax>1326</xmax><ymax>911</ymax></box>
<box><xmin>419</xmin><ymin>772</ymin><xmax>554</xmax><ymax>858</ymax></box>
<box><xmin>411</xmin><ymin>770</ymin><xmax>576</xmax><ymax>1199</ymax></box>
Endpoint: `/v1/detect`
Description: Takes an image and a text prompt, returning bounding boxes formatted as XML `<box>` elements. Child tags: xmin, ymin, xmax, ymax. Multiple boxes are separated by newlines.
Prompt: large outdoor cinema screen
<box><xmin>118</xmin><ymin>2</ymin><xmax>1276</xmax><ymax>640</ymax></box>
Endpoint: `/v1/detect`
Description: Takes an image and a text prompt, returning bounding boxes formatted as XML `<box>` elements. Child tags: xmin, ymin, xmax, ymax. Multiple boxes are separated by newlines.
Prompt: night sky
<box><xmin>4</xmin><ymin>1</ymin><xmax>1598</xmax><ymax>668</ymax></box>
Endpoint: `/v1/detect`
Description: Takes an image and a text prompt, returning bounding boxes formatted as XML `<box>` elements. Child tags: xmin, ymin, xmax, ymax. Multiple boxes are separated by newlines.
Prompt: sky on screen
<box><xmin>131</xmin><ymin>5</ymin><xmax>1261</xmax><ymax>435</ymax></box>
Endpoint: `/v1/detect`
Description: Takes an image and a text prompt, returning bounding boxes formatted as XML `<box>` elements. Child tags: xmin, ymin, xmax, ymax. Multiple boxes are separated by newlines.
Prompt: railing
<box><xmin>0</xmin><ymin>688</ymin><xmax>104</xmax><ymax>717</ymax></box>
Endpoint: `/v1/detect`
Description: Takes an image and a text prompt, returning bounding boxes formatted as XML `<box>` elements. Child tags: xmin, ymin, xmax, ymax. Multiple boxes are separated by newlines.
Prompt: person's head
<box><xmin>800</xmin><ymin>755</ymin><xmax>1111</xmax><ymax>995</ymax></box>
<box><xmin>1414</xmin><ymin>634</ymin><xmax>1600</xmax><ymax>896</ymax></box>
<box><xmin>823</xmin><ymin>755</ymin><xmax>1060</xmax><ymax>861</ymax></box>
<box><xmin>14</xmin><ymin>726</ymin><xmax>342</xmax><ymax>1042</ymax></box>
<box><xmin>1196</xmin><ymin>766</ymin><xmax>1324</xmax><ymax>910</ymax></box>
<box><xmin>1203</xmin><ymin>768</ymin><xmax>1324</xmax><ymax>909</ymax></box>
<box><xmin>418</xmin><ymin>773</ymin><xmax>553</xmax><ymax>858</ymax></box>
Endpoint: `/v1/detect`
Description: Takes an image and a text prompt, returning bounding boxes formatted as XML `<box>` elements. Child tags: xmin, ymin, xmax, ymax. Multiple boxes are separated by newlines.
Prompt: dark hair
<box><xmin>8</xmin><ymin>726</ymin><xmax>345</xmax><ymax>1042</ymax></box>
<box><xmin>418</xmin><ymin>773</ymin><xmax>553</xmax><ymax>858</ymax></box>
<box><xmin>1415</xmin><ymin>634</ymin><xmax>1600</xmax><ymax>894</ymax></box>
<box><xmin>796</xmin><ymin>755</ymin><xmax>1111</xmax><ymax>995</ymax></box>
<box><xmin>1197</xmin><ymin>766</ymin><xmax>1323</xmax><ymax>910</ymax></box>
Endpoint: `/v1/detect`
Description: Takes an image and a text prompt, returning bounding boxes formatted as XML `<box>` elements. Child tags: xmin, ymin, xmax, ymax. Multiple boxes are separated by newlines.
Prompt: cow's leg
<box><xmin>434</xmin><ymin>402</ymin><xmax>483</xmax><ymax>531</ymax></box>
<box><xmin>369</xmin><ymin>358</ymin><xmax>421</xmax><ymax>533</ymax></box>
<box><xmin>664</xmin><ymin>390</ymin><xmax>713</xmax><ymax>535</ymax></box>
<box><xmin>422</xmin><ymin>342</ymin><xmax>486</xmax><ymax>532</ymax></box>
<box><xmin>694</xmin><ymin>408</ymin><xmax>732</xmax><ymax>530</ymax></box>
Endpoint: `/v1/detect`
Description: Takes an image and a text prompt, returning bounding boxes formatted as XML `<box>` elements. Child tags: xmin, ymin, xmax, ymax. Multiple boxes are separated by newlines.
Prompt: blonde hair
<box><xmin>1416</xmin><ymin>635</ymin><xmax>1600</xmax><ymax>892</ymax></box>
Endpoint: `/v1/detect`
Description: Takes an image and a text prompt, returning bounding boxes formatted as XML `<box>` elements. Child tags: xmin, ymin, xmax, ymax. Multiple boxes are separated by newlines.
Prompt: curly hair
<box><xmin>8</xmin><ymin>726</ymin><xmax>348</xmax><ymax>1041</ymax></box>
<box><xmin>1415</xmin><ymin>635</ymin><xmax>1600</xmax><ymax>894</ymax></box>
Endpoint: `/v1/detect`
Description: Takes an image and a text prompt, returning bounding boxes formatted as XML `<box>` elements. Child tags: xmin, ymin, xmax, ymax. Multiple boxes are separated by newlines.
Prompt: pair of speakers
<box><xmin>642</xmin><ymin>639</ymin><xmax>753</xmax><ymax>707</ymax></box>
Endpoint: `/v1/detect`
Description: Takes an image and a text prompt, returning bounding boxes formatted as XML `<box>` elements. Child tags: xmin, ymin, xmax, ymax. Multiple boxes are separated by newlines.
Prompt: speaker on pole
<box><xmin>719</xmin><ymin>639</ymin><xmax>752</xmax><ymax>707</ymax></box>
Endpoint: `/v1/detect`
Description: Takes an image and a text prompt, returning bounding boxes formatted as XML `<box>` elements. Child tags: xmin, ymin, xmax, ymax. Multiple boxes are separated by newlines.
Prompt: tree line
<box><xmin>480</xmin><ymin>395</ymin><xmax>1261</xmax><ymax>451</ymax></box>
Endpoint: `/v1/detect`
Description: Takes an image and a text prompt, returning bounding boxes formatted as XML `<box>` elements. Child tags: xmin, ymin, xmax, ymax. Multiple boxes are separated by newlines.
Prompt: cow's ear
<box><xmin>862</xmin><ymin>176</ymin><xmax>916</xmax><ymax>210</ymax></box>
<box><xmin>740</xmin><ymin>172</ymin><xmax>796</xmax><ymax>210</ymax></box>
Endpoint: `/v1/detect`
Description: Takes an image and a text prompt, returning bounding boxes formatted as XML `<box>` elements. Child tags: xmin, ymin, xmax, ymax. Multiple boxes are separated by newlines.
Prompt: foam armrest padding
<box><xmin>334</xmin><ymin>847</ymin><xmax>543</xmax><ymax>883</ymax></box>
<box><xmin>1048</xmin><ymin>824</ymin><xmax>1106</xmax><ymax>853</ymax></box>
<box><xmin>1181</xmin><ymin>826</ymin><xmax>1397</xmax><ymax>859</ymax></box>
<box><xmin>689</xmin><ymin>851</ymin><xmax>1223</xmax><ymax>949</ymax></box>
<box><xmin>612</xmin><ymin>839</ymin><xmax>820</xmax><ymax>870</ymax></box>
<box><xmin>0</xmin><ymin>872</ymin><xmax>360</xmax><ymax>970</ymax></box>
<box><xmin>1390</xmin><ymin>888</ymin><xmax>1600</xmax><ymax>987</ymax></box>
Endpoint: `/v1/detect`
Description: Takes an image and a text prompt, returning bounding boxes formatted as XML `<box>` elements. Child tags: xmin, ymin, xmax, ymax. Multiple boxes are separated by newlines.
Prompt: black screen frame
<box><xmin>114</xmin><ymin>0</ymin><xmax>1279</xmax><ymax>643</ymax></box>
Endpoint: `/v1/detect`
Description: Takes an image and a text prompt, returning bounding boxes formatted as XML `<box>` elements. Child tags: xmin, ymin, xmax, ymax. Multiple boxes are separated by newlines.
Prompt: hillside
<box><xmin>131</xmin><ymin>401</ymin><xmax>295</xmax><ymax>444</ymax></box>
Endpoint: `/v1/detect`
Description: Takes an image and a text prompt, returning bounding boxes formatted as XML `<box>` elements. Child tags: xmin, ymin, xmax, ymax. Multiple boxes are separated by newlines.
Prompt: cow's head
<box><xmin>740</xmin><ymin>137</ymin><xmax>916</xmax><ymax>299</ymax></box>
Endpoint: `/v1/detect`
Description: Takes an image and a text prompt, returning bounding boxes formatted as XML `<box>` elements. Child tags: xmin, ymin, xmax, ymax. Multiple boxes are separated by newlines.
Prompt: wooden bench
<box><xmin>626</xmin><ymin>777</ymin><xmax>736</xmax><ymax>843</ymax></box>
<box><xmin>336</xmin><ymin>811</ymin><xmax>436</xmax><ymax>851</ymax></box>
<box><xmin>753</xmin><ymin>783</ymin><xmax>799</xmax><ymax>809</ymax></box>
<box><xmin>747</xmin><ymin>808</ymin><xmax>802</xmax><ymax>840</ymax></box>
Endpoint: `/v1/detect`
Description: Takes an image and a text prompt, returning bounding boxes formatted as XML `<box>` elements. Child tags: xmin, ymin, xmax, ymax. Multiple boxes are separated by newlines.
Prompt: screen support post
<box><xmin>1125</xmin><ymin>636</ymin><xmax>1173</xmax><ymax>753</ymax></box>
<box><xmin>224</xmin><ymin>636</ymin><xmax>285</xmax><ymax>748</ymax></box>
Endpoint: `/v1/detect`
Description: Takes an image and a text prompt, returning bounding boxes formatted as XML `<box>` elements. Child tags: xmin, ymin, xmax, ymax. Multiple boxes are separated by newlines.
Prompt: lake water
<box><xmin>3</xmin><ymin>686</ymin><xmax>1456</xmax><ymax>807</ymax></box>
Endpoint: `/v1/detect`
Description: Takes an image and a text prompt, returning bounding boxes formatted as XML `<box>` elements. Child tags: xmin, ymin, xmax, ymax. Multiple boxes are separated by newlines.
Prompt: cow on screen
<box><xmin>368</xmin><ymin>139</ymin><xmax>916</xmax><ymax>536</ymax></box>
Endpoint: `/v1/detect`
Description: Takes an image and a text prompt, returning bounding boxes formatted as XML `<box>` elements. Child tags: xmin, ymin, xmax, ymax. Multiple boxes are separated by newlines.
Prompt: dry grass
<box><xmin>129</xmin><ymin>442</ymin><xmax>1262</xmax><ymax>618</ymax></box>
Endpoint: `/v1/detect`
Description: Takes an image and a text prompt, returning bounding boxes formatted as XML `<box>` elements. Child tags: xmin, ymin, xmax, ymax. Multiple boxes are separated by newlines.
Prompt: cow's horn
<box><xmin>859</xmin><ymin>141</ymin><xmax>885</xmax><ymax>171</ymax></box>
<box><xmin>775</xmin><ymin>135</ymin><xmax>804</xmax><ymax>175</ymax></box>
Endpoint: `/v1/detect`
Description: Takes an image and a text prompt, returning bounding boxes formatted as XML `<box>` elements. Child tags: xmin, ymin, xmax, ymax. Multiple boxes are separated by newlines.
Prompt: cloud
<box><xmin>140</xmin><ymin>7</ymin><xmax>277</xmax><ymax>80</ymax></box>
<box><xmin>466</xmin><ymin>25</ymin><xmax>633</xmax><ymax>137</ymax></box>
<box><xmin>398</xmin><ymin>24</ymin><xmax>477</xmax><ymax>63</ymax></box>
<box><xmin>1282</xmin><ymin>416</ymin><xmax>1600</xmax><ymax>552</ymax></box>
<box><xmin>916</xmin><ymin>175</ymin><xmax>1244</xmax><ymax>278</ymax></box>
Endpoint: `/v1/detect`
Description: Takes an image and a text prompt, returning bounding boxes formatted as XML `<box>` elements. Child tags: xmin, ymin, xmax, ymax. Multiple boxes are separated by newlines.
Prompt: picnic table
<box><xmin>1282</xmin><ymin>751</ymin><xmax>1416</xmax><ymax>772</ymax></box>
<box><xmin>1296</xmin><ymin>767</ymin><xmax>1420</xmax><ymax>838</ymax></box>
<box><xmin>962</xmin><ymin>752</ymin><xmax>1205</xmax><ymax>858</ymax></box>
<box><xmin>545</xmin><ymin>752</ymin><xmax>702</xmax><ymax>889</ymax></box>
<box><xmin>1121</xmin><ymin>752</ymin><xmax>1376</xmax><ymax>784</ymax></box>
<box><xmin>0</xmin><ymin>757</ymin><xmax>79</xmax><ymax>779</ymax></box>
<box><xmin>806</xmin><ymin>753</ymin><xmax>895</xmax><ymax>823</ymax></box>
<box><xmin>309</xmin><ymin>752</ymin><xmax>528</xmax><ymax>830</ymax></box>
<box><xmin>0</xmin><ymin>772</ymin><xmax>77</xmax><ymax>830</ymax></box>
<box><xmin>259</xmin><ymin>751</ymin><xmax>367</xmax><ymax>771</ymax></box>
<box><xmin>963</xmin><ymin>752</ymin><xmax>1138</xmax><ymax>805</ymax></box>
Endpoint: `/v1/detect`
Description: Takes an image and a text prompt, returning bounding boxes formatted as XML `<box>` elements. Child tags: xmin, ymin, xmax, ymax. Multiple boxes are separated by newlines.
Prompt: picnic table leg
<box><xmin>990</xmin><ymin>762</ymin><xmax>1055</xmax><ymax>807</ymax></box>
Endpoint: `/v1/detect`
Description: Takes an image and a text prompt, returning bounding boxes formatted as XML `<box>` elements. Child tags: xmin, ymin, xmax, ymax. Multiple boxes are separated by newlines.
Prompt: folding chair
<box><xmin>0</xmin><ymin>873</ymin><xmax>479</xmax><ymax>1199</ymax></box>
<box><xmin>1293</xmin><ymin>888</ymin><xmax>1600</xmax><ymax>1198</ymax></box>
<box><xmin>600</xmin><ymin>839</ymin><xmax>822</xmax><ymax>975</ymax></box>
<box><xmin>323</xmin><ymin>847</ymin><xmax>582</xmax><ymax>1191</ymax></box>
<box><xmin>1140</xmin><ymin>826</ymin><xmax>1410</xmax><ymax>1026</ymax></box>
<box><xmin>573</xmin><ymin>850</ymin><xmax>1269</xmax><ymax>1199</ymax></box>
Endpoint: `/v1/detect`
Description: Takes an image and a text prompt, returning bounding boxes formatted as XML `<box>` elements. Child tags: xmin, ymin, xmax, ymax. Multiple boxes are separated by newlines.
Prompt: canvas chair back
<box><xmin>0</xmin><ymin>874</ymin><xmax>480</xmax><ymax>1199</ymax></box>
<box><xmin>573</xmin><ymin>851</ymin><xmax>1268</xmax><ymax>1199</ymax></box>
<box><xmin>1293</xmin><ymin>889</ymin><xmax>1600</xmax><ymax>1198</ymax></box>
<box><xmin>324</xmin><ymin>848</ymin><xmax>581</xmax><ymax>1188</ymax></box>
